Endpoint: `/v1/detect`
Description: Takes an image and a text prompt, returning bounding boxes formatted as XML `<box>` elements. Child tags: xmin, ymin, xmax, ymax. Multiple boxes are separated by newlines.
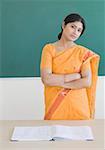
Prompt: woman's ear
<box><xmin>62</xmin><ymin>21</ymin><xmax>65</xmax><ymax>29</ymax></box>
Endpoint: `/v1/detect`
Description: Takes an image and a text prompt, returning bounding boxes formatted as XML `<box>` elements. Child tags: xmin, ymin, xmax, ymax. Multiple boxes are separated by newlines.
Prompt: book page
<box><xmin>11</xmin><ymin>126</ymin><xmax>53</xmax><ymax>141</ymax></box>
<box><xmin>53</xmin><ymin>125</ymin><xmax>94</xmax><ymax>140</ymax></box>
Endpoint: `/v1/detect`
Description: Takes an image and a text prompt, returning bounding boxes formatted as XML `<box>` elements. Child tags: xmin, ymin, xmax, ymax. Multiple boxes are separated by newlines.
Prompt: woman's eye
<box><xmin>78</xmin><ymin>29</ymin><xmax>82</xmax><ymax>33</ymax></box>
<box><xmin>71</xmin><ymin>25</ymin><xmax>75</xmax><ymax>28</ymax></box>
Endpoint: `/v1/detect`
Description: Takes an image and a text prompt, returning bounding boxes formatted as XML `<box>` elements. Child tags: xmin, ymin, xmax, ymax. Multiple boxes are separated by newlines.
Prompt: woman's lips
<box><xmin>70</xmin><ymin>35</ymin><xmax>77</xmax><ymax>38</ymax></box>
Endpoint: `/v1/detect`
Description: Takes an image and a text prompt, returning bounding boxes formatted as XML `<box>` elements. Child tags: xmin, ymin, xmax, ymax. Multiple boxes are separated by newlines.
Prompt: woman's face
<box><xmin>62</xmin><ymin>21</ymin><xmax>83</xmax><ymax>41</ymax></box>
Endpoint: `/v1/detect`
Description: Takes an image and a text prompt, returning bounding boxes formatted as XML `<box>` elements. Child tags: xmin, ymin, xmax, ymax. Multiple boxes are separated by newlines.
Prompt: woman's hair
<box><xmin>58</xmin><ymin>13</ymin><xmax>86</xmax><ymax>40</ymax></box>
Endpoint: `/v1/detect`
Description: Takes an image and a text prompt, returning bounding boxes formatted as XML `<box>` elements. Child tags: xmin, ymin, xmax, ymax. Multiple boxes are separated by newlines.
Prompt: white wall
<box><xmin>0</xmin><ymin>77</ymin><xmax>104</xmax><ymax>120</ymax></box>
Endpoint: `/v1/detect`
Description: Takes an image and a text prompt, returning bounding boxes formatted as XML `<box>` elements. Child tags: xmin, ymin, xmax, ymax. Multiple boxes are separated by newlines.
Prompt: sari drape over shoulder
<box><xmin>40</xmin><ymin>44</ymin><xmax>100</xmax><ymax>120</ymax></box>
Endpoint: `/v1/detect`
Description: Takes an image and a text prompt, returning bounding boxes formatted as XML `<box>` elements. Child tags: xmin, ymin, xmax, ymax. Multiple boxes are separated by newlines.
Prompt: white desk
<box><xmin>0</xmin><ymin>120</ymin><xmax>104</xmax><ymax>150</ymax></box>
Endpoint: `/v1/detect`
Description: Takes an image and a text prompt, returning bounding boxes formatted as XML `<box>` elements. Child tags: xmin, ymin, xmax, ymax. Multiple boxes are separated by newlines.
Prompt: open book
<box><xmin>11</xmin><ymin>125</ymin><xmax>94</xmax><ymax>141</ymax></box>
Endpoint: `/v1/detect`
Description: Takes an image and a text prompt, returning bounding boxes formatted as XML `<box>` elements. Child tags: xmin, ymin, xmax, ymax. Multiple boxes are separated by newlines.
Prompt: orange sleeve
<box><xmin>81</xmin><ymin>61</ymin><xmax>91</xmax><ymax>74</ymax></box>
<box><xmin>81</xmin><ymin>50</ymin><xmax>94</xmax><ymax>73</ymax></box>
<box><xmin>80</xmin><ymin>49</ymin><xmax>100</xmax><ymax>119</ymax></box>
<box><xmin>40</xmin><ymin>44</ymin><xmax>52</xmax><ymax>70</ymax></box>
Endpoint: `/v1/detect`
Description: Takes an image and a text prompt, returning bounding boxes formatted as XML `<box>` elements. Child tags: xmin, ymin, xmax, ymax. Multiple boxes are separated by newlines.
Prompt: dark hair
<box><xmin>58</xmin><ymin>13</ymin><xmax>86</xmax><ymax>40</ymax></box>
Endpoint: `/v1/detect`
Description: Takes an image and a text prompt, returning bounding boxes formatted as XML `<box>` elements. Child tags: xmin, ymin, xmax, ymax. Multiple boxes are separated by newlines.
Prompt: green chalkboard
<box><xmin>0</xmin><ymin>0</ymin><xmax>105</xmax><ymax>77</ymax></box>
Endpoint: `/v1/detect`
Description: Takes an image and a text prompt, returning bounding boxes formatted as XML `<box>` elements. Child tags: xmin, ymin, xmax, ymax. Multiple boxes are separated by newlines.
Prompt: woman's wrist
<box><xmin>64</xmin><ymin>73</ymin><xmax>82</xmax><ymax>83</ymax></box>
<box><xmin>64</xmin><ymin>74</ymin><xmax>71</xmax><ymax>83</ymax></box>
<box><xmin>64</xmin><ymin>74</ymin><xmax>66</xmax><ymax>83</ymax></box>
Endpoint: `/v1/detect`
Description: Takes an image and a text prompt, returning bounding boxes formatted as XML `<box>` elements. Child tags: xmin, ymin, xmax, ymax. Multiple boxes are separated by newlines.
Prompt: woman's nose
<box><xmin>73</xmin><ymin>29</ymin><xmax>78</xmax><ymax>35</ymax></box>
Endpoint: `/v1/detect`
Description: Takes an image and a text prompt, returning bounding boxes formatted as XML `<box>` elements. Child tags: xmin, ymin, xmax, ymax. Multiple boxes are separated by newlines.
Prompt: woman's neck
<box><xmin>57</xmin><ymin>37</ymin><xmax>76</xmax><ymax>49</ymax></box>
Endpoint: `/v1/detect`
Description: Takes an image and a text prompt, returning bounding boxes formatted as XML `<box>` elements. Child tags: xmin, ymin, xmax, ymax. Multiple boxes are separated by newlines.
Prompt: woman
<box><xmin>40</xmin><ymin>13</ymin><xmax>100</xmax><ymax>120</ymax></box>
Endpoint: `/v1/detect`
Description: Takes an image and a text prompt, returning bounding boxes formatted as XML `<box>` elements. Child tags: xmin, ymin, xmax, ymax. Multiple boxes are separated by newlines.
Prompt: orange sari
<box><xmin>40</xmin><ymin>44</ymin><xmax>100</xmax><ymax>120</ymax></box>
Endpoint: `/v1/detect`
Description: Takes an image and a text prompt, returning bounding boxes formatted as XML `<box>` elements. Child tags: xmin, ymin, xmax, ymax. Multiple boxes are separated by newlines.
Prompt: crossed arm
<box><xmin>41</xmin><ymin>67</ymin><xmax>92</xmax><ymax>90</ymax></box>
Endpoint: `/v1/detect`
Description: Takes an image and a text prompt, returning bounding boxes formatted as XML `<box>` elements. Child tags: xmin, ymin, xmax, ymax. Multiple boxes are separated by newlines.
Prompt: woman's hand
<box><xmin>64</xmin><ymin>73</ymin><xmax>81</xmax><ymax>83</ymax></box>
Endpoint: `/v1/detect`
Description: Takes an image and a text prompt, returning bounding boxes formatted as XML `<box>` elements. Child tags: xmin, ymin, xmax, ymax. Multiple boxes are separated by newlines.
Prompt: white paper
<box><xmin>11</xmin><ymin>126</ymin><xmax>53</xmax><ymax>141</ymax></box>
<box><xmin>11</xmin><ymin>125</ymin><xmax>94</xmax><ymax>141</ymax></box>
<box><xmin>53</xmin><ymin>125</ymin><xmax>94</xmax><ymax>140</ymax></box>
